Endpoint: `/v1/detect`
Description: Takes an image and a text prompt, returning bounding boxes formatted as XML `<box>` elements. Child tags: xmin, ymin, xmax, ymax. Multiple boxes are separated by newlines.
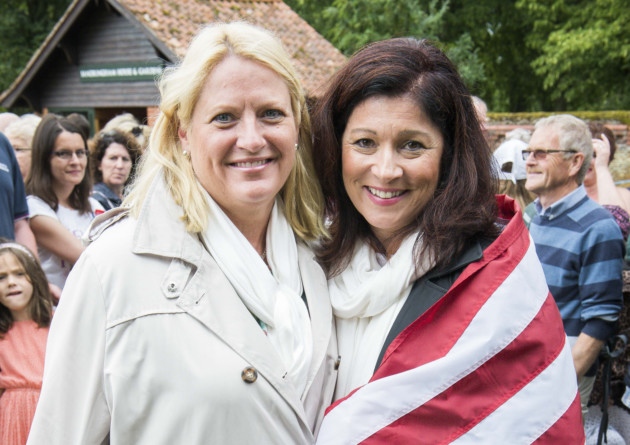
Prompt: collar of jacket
<box><xmin>87</xmin><ymin>173</ymin><xmax>334</xmax><ymax>433</ymax></box>
<box><xmin>131</xmin><ymin>175</ymin><xmax>206</xmax><ymax>264</ymax></box>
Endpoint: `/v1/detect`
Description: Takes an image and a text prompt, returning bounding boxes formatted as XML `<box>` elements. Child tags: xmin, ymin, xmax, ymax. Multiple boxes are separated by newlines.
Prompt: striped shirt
<box><xmin>526</xmin><ymin>186</ymin><xmax>624</xmax><ymax>351</ymax></box>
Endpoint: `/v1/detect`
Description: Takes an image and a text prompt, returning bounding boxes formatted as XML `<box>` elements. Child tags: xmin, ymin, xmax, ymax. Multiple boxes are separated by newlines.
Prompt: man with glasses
<box><xmin>523</xmin><ymin>114</ymin><xmax>624</xmax><ymax>420</ymax></box>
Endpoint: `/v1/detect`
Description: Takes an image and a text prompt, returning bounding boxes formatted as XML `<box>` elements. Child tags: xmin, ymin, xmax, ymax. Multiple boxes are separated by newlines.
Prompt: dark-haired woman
<box><xmin>311</xmin><ymin>38</ymin><xmax>584</xmax><ymax>443</ymax></box>
<box><xmin>26</xmin><ymin>114</ymin><xmax>103</xmax><ymax>289</ymax></box>
<box><xmin>89</xmin><ymin>129</ymin><xmax>140</xmax><ymax>210</ymax></box>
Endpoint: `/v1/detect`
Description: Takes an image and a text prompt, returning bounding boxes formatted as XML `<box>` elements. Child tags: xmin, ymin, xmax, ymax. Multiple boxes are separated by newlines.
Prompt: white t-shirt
<box><xmin>27</xmin><ymin>195</ymin><xmax>104</xmax><ymax>289</ymax></box>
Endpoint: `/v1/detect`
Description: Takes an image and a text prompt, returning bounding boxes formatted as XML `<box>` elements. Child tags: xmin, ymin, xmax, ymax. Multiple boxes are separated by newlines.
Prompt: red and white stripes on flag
<box><xmin>317</xmin><ymin>203</ymin><xmax>585</xmax><ymax>445</ymax></box>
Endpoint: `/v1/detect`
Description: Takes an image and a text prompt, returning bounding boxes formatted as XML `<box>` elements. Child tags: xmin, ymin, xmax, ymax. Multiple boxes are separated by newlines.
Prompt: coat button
<box><xmin>241</xmin><ymin>366</ymin><xmax>258</xmax><ymax>383</ymax></box>
<box><xmin>167</xmin><ymin>282</ymin><xmax>177</xmax><ymax>292</ymax></box>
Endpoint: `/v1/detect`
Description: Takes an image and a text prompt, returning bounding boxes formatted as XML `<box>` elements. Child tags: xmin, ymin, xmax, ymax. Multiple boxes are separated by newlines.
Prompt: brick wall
<box><xmin>486</xmin><ymin>123</ymin><xmax>629</xmax><ymax>149</ymax></box>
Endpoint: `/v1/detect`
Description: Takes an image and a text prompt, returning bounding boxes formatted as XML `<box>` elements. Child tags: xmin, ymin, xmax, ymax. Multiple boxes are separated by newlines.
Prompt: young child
<box><xmin>0</xmin><ymin>239</ymin><xmax>53</xmax><ymax>445</ymax></box>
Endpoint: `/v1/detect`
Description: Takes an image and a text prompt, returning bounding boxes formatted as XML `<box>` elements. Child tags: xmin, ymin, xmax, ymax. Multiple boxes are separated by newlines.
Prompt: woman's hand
<box><xmin>591</xmin><ymin>133</ymin><xmax>630</xmax><ymax>214</ymax></box>
<box><xmin>592</xmin><ymin>134</ymin><xmax>611</xmax><ymax>168</ymax></box>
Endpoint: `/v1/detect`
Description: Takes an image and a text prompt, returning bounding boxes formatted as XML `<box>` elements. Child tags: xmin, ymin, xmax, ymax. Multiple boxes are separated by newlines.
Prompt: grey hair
<box><xmin>534</xmin><ymin>114</ymin><xmax>592</xmax><ymax>184</ymax></box>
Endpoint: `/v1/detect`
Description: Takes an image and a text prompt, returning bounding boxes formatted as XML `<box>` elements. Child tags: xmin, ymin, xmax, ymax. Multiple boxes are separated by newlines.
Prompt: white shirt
<box><xmin>27</xmin><ymin>195</ymin><xmax>103</xmax><ymax>288</ymax></box>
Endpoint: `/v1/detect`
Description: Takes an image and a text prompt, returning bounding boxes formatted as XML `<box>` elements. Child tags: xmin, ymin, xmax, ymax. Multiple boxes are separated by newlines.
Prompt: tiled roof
<box><xmin>117</xmin><ymin>0</ymin><xmax>346</xmax><ymax>95</ymax></box>
<box><xmin>0</xmin><ymin>0</ymin><xmax>346</xmax><ymax>106</ymax></box>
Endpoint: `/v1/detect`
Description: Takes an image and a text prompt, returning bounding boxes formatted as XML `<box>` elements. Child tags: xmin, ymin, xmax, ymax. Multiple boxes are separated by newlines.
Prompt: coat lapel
<box><xmin>131</xmin><ymin>175</ymin><xmax>316</xmax><ymax>428</ymax></box>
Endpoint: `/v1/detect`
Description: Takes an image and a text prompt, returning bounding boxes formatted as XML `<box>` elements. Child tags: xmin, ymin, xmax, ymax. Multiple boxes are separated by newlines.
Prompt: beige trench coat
<box><xmin>27</xmin><ymin>176</ymin><xmax>338</xmax><ymax>445</ymax></box>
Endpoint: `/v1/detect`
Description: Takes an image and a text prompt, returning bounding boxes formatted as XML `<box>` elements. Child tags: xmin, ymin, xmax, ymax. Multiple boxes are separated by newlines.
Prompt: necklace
<box><xmin>261</xmin><ymin>248</ymin><xmax>267</xmax><ymax>262</ymax></box>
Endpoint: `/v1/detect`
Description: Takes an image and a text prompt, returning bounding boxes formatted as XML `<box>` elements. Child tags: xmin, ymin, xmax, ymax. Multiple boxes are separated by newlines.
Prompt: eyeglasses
<box><xmin>52</xmin><ymin>149</ymin><xmax>87</xmax><ymax>160</ymax></box>
<box><xmin>521</xmin><ymin>148</ymin><xmax>577</xmax><ymax>161</ymax></box>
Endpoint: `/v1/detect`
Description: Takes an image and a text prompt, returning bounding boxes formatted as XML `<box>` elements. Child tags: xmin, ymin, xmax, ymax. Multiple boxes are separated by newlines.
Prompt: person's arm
<box><xmin>13</xmin><ymin>217</ymin><xmax>38</xmax><ymax>258</ymax></box>
<box><xmin>571</xmin><ymin>332</ymin><xmax>604</xmax><ymax>379</ymax></box>
<box><xmin>593</xmin><ymin>134</ymin><xmax>628</xmax><ymax>211</ymax></box>
<box><xmin>29</xmin><ymin>215</ymin><xmax>85</xmax><ymax>264</ymax></box>
<box><xmin>48</xmin><ymin>283</ymin><xmax>62</xmax><ymax>305</ymax></box>
<box><xmin>27</xmin><ymin>251</ymin><xmax>110</xmax><ymax>444</ymax></box>
<box><xmin>576</xmin><ymin>219</ymin><xmax>624</xmax><ymax>376</ymax></box>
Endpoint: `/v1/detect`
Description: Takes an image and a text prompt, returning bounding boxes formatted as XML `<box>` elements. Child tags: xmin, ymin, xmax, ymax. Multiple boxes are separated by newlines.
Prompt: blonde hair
<box><xmin>4</xmin><ymin>113</ymin><xmax>42</xmax><ymax>147</ymax></box>
<box><xmin>125</xmin><ymin>22</ymin><xmax>326</xmax><ymax>241</ymax></box>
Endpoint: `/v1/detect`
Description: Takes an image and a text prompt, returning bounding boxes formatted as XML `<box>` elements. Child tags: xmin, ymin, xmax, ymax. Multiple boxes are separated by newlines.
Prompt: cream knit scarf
<box><xmin>329</xmin><ymin>233</ymin><xmax>433</xmax><ymax>399</ymax></box>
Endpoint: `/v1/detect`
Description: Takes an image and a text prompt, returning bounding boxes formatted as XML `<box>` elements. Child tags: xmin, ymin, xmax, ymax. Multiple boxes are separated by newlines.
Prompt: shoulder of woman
<box><xmin>27</xmin><ymin>195</ymin><xmax>56</xmax><ymax>217</ymax></box>
<box><xmin>84</xmin><ymin>207</ymin><xmax>131</xmax><ymax>247</ymax></box>
<box><xmin>89</xmin><ymin>197</ymin><xmax>106</xmax><ymax>213</ymax></box>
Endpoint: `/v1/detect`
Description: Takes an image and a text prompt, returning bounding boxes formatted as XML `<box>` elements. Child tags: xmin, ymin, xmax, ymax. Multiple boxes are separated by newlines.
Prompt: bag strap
<box><xmin>597</xmin><ymin>334</ymin><xmax>628</xmax><ymax>445</ymax></box>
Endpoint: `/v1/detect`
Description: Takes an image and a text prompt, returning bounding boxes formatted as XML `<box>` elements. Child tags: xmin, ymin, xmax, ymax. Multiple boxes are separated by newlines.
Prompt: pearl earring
<box><xmin>294</xmin><ymin>143</ymin><xmax>298</xmax><ymax>151</ymax></box>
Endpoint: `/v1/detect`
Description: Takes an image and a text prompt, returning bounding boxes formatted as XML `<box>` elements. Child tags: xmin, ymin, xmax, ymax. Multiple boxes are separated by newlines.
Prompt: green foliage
<box><xmin>285</xmin><ymin>0</ymin><xmax>486</xmax><ymax>96</ymax></box>
<box><xmin>2</xmin><ymin>0</ymin><xmax>629</xmax><ymax>113</ymax></box>
<box><xmin>288</xmin><ymin>0</ymin><xmax>630</xmax><ymax>112</ymax></box>
<box><xmin>320</xmin><ymin>0</ymin><xmax>448</xmax><ymax>56</ymax></box>
<box><xmin>442</xmin><ymin>33</ymin><xmax>486</xmax><ymax>93</ymax></box>
<box><xmin>516</xmin><ymin>0</ymin><xmax>630</xmax><ymax>111</ymax></box>
<box><xmin>0</xmin><ymin>0</ymin><xmax>71</xmax><ymax>94</ymax></box>
<box><xmin>440</xmin><ymin>0</ymin><xmax>548</xmax><ymax>111</ymax></box>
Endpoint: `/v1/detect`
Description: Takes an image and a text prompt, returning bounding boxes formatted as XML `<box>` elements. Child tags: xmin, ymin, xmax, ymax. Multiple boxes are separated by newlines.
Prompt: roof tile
<box><xmin>119</xmin><ymin>0</ymin><xmax>346</xmax><ymax>94</ymax></box>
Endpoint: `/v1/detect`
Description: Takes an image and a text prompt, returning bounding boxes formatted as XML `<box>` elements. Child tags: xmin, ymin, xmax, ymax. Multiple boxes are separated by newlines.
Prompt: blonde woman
<box><xmin>28</xmin><ymin>22</ymin><xmax>336</xmax><ymax>444</ymax></box>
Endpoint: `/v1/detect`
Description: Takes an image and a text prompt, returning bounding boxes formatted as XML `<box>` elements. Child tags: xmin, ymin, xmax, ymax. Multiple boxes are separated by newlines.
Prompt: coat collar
<box><xmin>131</xmin><ymin>174</ymin><xmax>205</xmax><ymax>265</ymax></box>
<box><xmin>125</xmin><ymin>173</ymin><xmax>331</xmax><ymax>431</ymax></box>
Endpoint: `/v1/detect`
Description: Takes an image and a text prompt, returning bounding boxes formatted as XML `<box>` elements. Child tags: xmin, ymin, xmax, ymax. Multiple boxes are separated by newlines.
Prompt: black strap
<box><xmin>597</xmin><ymin>334</ymin><xmax>627</xmax><ymax>445</ymax></box>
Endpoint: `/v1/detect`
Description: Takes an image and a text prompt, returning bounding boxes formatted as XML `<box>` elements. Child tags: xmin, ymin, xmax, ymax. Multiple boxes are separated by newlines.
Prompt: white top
<box><xmin>27</xmin><ymin>195</ymin><xmax>103</xmax><ymax>289</ymax></box>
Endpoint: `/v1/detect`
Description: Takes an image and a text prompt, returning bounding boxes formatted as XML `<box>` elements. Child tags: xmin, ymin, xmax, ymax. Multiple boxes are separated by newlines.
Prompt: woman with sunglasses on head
<box><xmin>26</xmin><ymin>114</ymin><xmax>104</xmax><ymax>290</ymax></box>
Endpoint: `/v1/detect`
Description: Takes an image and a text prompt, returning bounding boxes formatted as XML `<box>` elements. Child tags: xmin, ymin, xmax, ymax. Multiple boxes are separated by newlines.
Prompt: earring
<box><xmin>294</xmin><ymin>143</ymin><xmax>299</xmax><ymax>151</ymax></box>
<box><xmin>182</xmin><ymin>150</ymin><xmax>189</xmax><ymax>157</ymax></box>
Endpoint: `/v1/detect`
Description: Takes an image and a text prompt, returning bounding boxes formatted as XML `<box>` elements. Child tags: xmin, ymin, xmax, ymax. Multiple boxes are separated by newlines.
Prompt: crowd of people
<box><xmin>0</xmin><ymin>20</ymin><xmax>628</xmax><ymax>445</ymax></box>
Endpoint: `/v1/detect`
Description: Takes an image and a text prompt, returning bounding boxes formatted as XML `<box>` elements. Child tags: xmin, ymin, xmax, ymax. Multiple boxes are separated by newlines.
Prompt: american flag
<box><xmin>316</xmin><ymin>198</ymin><xmax>585</xmax><ymax>444</ymax></box>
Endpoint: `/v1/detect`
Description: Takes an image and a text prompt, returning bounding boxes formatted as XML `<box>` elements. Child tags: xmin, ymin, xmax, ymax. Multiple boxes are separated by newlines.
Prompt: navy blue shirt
<box><xmin>0</xmin><ymin>132</ymin><xmax>28</xmax><ymax>239</ymax></box>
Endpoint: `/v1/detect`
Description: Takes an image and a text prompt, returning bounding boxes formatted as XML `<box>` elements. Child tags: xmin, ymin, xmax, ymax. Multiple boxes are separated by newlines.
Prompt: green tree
<box><xmin>439</xmin><ymin>0</ymin><xmax>550</xmax><ymax>112</ymax></box>
<box><xmin>516</xmin><ymin>0</ymin><xmax>630</xmax><ymax>111</ymax></box>
<box><xmin>283</xmin><ymin>0</ymin><xmax>336</xmax><ymax>41</ymax></box>
<box><xmin>0</xmin><ymin>0</ymin><xmax>71</xmax><ymax>96</ymax></box>
<box><xmin>285</xmin><ymin>0</ymin><xmax>486</xmax><ymax>96</ymax></box>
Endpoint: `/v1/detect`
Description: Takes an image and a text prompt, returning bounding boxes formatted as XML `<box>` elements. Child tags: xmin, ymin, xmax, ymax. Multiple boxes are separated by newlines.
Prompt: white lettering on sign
<box><xmin>79</xmin><ymin>64</ymin><xmax>163</xmax><ymax>82</ymax></box>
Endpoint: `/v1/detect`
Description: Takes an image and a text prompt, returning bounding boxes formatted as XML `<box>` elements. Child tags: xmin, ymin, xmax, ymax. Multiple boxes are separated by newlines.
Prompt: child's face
<box><xmin>0</xmin><ymin>252</ymin><xmax>33</xmax><ymax>321</ymax></box>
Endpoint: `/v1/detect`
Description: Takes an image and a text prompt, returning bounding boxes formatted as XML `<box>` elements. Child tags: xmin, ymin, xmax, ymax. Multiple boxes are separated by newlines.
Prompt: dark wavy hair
<box><xmin>312</xmin><ymin>37</ymin><xmax>498</xmax><ymax>276</ymax></box>
<box><xmin>89</xmin><ymin>128</ymin><xmax>141</xmax><ymax>184</ymax></box>
<box><xmin>0</xmin><ymin>239</ymin><xmax>53</xmax><ymax>337</ymax></box>
<box><xmin>26</xmin><ymin>114</ymin><xmax>93</xmax><ymax>213</ymax></box>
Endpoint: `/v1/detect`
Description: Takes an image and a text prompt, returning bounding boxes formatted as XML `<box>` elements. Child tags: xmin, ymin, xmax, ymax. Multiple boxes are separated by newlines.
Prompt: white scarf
<box><xmin>329</xmin><ymin>233</ymin><xmax>433</xmax><ymax>399</ymax></box>
<box><xmin>201</xmin><ymin>194</ymin><xmax>313</xmax><ymax>397</ymax></box>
